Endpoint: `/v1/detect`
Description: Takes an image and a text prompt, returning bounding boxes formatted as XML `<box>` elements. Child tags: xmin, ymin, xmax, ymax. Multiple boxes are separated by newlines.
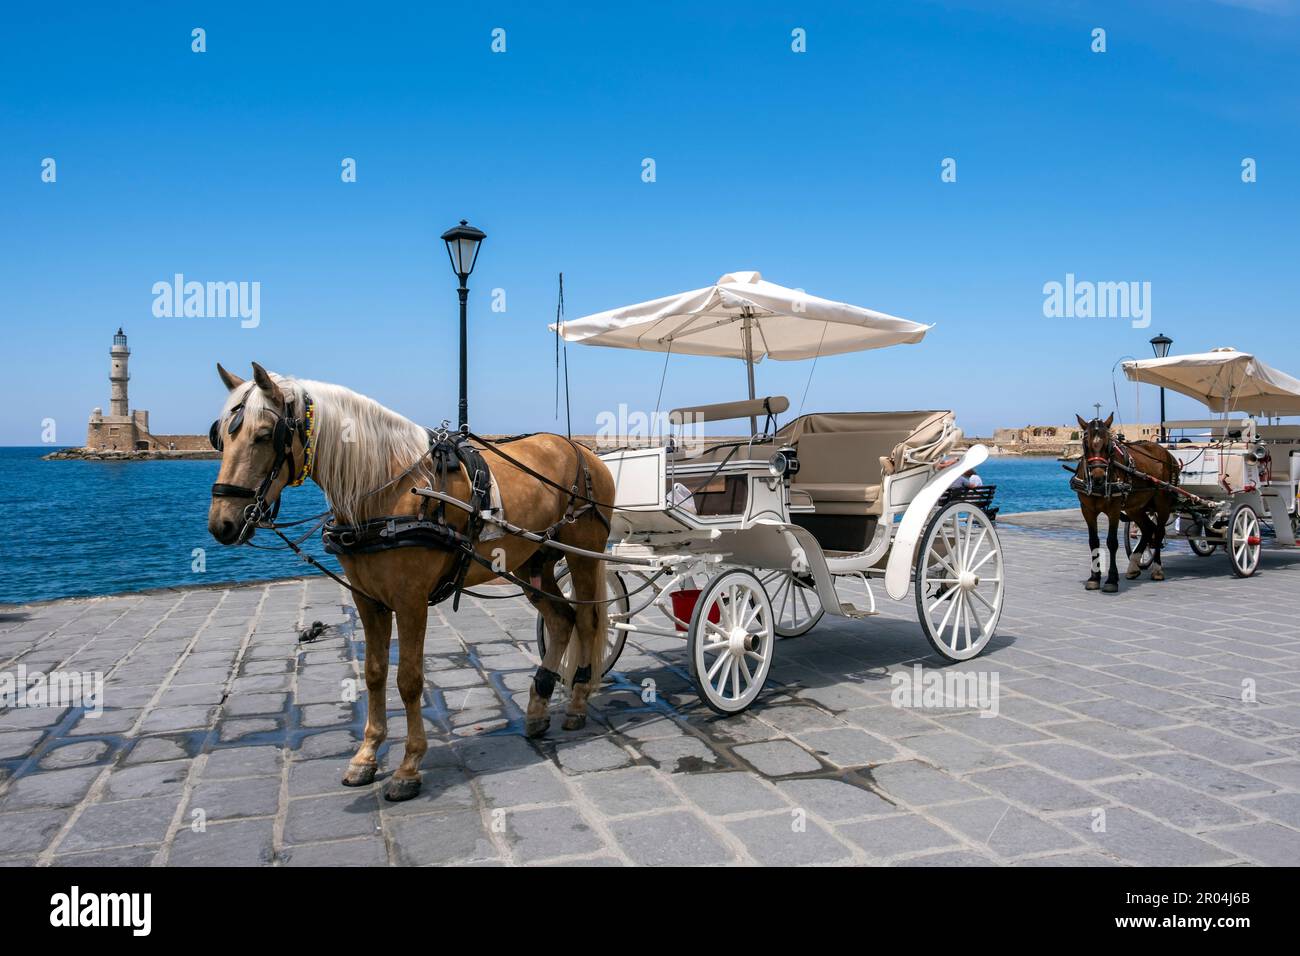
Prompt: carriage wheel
<box><xmin>687</xmin><ymin>569</ymin><xmax>775</xmax><ymax>715</ymax></box>
<box><xmin>1188</xmin><ymin>523</ymin><xmax>1216</xmax><ymax>557</ymax></box>
<box><xmin>535</xmin><ymin>566</ymin><xmax>630</xmax><ymax>677</ymax></box>
<box><xmin>1121</xmin><ymin>518</ymin><xmax>1155</xmax><ymax>568</ymax></box>
<box><xmin>758</xmin><ymin>570</ymin><xmax>824</xmax><ymax>638</ymax></box>
<box><xmin>915</xmin><ymin>501</ymin><xmax>1004</xmax><ymax>661</ymax></box>
<box><xmin>1227</xmin><ymin>503</ymin><xmax>1262</xmax><ymax>578</ymax></box>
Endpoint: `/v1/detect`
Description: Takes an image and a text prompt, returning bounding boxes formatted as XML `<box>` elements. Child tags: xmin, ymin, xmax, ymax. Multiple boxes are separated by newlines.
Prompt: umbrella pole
<box><xmin>743</xmin><ymin>315</ymin><xmax>758</xmax><ymax>435</ymax></box>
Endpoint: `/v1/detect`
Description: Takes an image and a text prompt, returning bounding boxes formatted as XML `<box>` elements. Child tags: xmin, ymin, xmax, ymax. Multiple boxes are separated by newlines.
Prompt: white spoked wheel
<box><xmin>535</xmin><ymin>566</ymin><xmax>630</xmax><ymax>677</ymax></box>
<box><xmin>915</xmin><ymin>502</ymin><xmax>1004</xmax><ymax>661</ymax></box>
<box><xmin>758</xmin><ymin>570</ymin><xmax>824</xmax><ymax>638</ymax></box>
<box><xmin>1227</xmin><ymin>503</ymin><xmax>1262</xmax><ymax>578</ymax></box>
<box><xmin>688</xmin><ymin>569</ymin><xmax>775</xmax><ymax>715</ymax></box>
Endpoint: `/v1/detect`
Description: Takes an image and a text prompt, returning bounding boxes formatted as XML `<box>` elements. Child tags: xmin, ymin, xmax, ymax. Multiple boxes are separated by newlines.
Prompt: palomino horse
<box><xmin>207</xmin><ymin>363</ymin><xmax>613</xmax><ymax>801</ymax></box>
<box><xmin>1072</xmin><ymin>413</ymin><xmax>1180</xmax><ymax>593</ymax></box>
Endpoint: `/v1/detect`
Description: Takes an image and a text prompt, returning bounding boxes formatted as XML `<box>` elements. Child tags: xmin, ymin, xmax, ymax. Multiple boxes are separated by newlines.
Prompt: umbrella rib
<box><xmin>753</xmin><ymin>316</ymin><xmax>777</xmax><ymax>362</ymax></box>
<box><xmin>659</xmin><ymin>313</ymin><xmax>749</xmax><ymax>344</ymax></box>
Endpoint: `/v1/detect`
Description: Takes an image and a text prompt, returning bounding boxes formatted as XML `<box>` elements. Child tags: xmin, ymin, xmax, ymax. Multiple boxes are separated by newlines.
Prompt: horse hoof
<box><xmin>341</xmin><ymin>763</ymin><xmax>377</xmax><ymax>787</ymax></box>
<box><xmin>525</xmin><ymin>717</ymin><xmax>551</xmax><ymax>739</ymax></box>
<box><xmin>1101</xmin><ymin>582</ymin><xmax>1119</xmax><ymax>593</ymax></box>
<box><xmin>1085</xmin><ymin>580</ymin><xmax>1100</xmax><ymax>591</ymax></box>
<box><xmin>383</xmin><ymin>776</ymin><xmax>421</xmax><ymax>802</ymax></box>
<box><xmin>1151</xmin><ymin>568</ymin><xmax>1165</xmax><ymax>581</ymax></box>
<box><xmin>562</xmin><ymin>713</ymin><xmax>587</xmax><ymax>732</ymax></box>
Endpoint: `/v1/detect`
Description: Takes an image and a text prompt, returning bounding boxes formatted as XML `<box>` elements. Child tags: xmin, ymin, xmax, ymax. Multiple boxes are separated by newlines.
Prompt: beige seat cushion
<box><xmin>793</xmin><ymin>482</ymin><xmax>881</xmax><ymax>503</ymax></box>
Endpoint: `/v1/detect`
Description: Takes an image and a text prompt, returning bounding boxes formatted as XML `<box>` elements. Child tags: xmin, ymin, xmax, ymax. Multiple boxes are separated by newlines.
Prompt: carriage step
<box><xmin>839</xmin><ymin>603</ymin><xmax>878</xmax><ymax>619</ymax></box>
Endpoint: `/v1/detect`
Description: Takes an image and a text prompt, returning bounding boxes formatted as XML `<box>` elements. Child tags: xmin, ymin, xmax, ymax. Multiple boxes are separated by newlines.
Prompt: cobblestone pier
<box><xmin>3</xmin><ymin>515</ymin><xmax>1300</xmax><ymax>866</ymax></box>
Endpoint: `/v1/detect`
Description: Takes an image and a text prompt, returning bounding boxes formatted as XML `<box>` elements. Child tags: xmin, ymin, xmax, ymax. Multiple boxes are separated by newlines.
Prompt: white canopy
<box><xmin>551</xmin><ymin>271</ymin><xmax>930</xmax><ymax>361</ymax></box>
<box><xmin>1122</xmin><ymin>347</ymin><xmax>1300</xmax><ymax>416</ymax></box>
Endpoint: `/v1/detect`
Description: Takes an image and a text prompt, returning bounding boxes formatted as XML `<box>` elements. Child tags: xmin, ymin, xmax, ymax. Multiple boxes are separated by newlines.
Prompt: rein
<box><xmin>222</xmin><ymin>415</ymin><xmax>623</xmax><ymax>612</ymax></box>
<box><xmin>1067</xmin><ymin>425</ymin><xmax>1205</xmax><ymax>504</ymax></box>
<box><xmin>465</xmin><ymin>429</ymin><xmax>615</xmax><ymax>518</ymax></box>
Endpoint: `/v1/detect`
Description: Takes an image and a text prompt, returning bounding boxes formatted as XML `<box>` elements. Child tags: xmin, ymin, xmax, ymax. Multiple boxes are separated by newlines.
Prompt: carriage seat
<box><xmin>790</xmin><ymin>431</ymin><xmax>899</xmax><ymax>516</ymax></box>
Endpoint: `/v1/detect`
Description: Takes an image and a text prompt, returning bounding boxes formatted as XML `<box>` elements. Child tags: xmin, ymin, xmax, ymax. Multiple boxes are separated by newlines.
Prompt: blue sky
<box><xmin>2</xmin><ymin>0</ymin><xmax>1298</xmax><ymax>444</ymax></box>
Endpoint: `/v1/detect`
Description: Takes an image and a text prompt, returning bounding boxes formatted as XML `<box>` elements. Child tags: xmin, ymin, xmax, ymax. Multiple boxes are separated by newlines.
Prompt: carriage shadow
<box><xmin>351</xmin><ymin>606</ymin><xmax>1026</xmax><ymax>811</ymax></box>
<box><xmin>586</xmin><ymin>609</ymin><xmax>1021</xmax><ymax>748</ymax></box>
<box><xmin>1095</xmin><ymin>541</ymin><xmax>1300</xmax><ymax>593</ymax></box>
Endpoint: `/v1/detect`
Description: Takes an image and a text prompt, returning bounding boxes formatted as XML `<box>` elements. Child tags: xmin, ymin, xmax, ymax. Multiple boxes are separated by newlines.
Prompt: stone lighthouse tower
<box><xmin>85</xmin><ymin>328</ymin><xmax>152</xmax><ymax>452</ymax></box>
<box><xmin>109</xmin><ymin>327</ymin><xmax>130</xmax><ymax>417</ymax></box>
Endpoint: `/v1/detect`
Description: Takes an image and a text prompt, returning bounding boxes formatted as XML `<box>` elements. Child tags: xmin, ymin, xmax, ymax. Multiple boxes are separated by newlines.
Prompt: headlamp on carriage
<box><xmin>1252</xmin><ymin>444</ymin><xmax>1269</xmax><ymax>462</ymax></box>
<box><xmin>768</xmin><ymin>446</ymin><xmax>799</xmax><ymax>479</ymax></box>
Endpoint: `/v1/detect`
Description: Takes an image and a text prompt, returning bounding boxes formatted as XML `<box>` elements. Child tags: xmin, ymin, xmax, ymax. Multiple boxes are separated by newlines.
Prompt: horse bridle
<box><xmin>210</xmin><ymin>393</ymin><xmax>314</xmax><ymax>531</ymax></box>
<box><xmin>1076</xmin><ymin>419</ymin><xmax>1134</xmax><ymax>498</ymax></box>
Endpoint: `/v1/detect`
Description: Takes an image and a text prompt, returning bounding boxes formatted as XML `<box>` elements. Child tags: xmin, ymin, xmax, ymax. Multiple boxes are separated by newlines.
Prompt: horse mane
<box><xmin>224</xmin><ymin>373</ymin><xmax>432</xmax><ymax>524</ymax></box>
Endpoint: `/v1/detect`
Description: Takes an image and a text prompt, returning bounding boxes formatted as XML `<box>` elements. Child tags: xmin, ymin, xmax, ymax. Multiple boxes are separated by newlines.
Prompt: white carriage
<box><xmin>539</xmin><ymin>272</ymin><xmax>1005</xmax><ymax>714</ymax></box>
<box><xmin>1122</xmin><ymin>348</ymin><xmax>1300</xmax><ymax>578</ymax></box>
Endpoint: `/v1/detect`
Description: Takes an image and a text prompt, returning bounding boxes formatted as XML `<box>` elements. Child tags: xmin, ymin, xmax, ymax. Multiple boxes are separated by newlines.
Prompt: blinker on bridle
<box><xmin>210</xmin><ymin>393</ymin><xmax>315</xmax><ymax>531</ymax></box>
<box><xmin>208</xmin><ymin>403</ymin><xmax>246</xmax><ymax>452</ymax></box>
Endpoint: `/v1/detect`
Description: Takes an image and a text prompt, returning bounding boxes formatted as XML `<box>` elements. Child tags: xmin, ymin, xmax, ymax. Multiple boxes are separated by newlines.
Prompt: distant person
<box><xmin>936</xmin><ymin>457</ymin><xmax>982</xmax><ymax>488</ymax></box>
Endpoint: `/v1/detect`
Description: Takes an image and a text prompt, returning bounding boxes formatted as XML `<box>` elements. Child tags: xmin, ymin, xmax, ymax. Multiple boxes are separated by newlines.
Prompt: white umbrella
<box><xmin>552</xmin><ymin>271</ymin><xmax>930</xmax><ymax>425</ymax></box>
<box><xmin>1122</xmin><ymin>347</ymin><xmax>1300</xmax><ymax>416</ymax></box>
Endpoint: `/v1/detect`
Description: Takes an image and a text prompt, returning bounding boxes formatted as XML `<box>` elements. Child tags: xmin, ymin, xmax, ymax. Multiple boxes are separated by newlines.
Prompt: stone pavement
<box><xmin>3</xmin><ymin>514</ymin><xmax>1300</xmax><ymax>866</ymax></box>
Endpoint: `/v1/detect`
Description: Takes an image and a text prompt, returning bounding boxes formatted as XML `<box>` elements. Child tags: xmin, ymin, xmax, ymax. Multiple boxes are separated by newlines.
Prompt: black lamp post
<box><xmin>1150</xmin><ymin>332</ymin><xmax>1173</xmax><ymax>442</ymax></box>
<box><xmin>440</xmin><ymin>219</ymin><xmax>486</xmax><ymax>429</ymax></box>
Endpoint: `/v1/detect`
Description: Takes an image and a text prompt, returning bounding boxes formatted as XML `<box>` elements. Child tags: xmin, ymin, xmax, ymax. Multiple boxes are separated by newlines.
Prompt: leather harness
<box><xmin>211</xmin><ymin>387</ymin><xmax>612</xmax><ymax>612</ymax></box>
<box><xmin>321</xmin><ymin>427</ymin><xmax>608</xmax><ymax>610</ymax></box>
<box><xmin>321</xmin><ymin>431</ymin><xmax>492</xmax><ymax>609</ymax></box>
<box><xmin>1068</xmin><ymin>424</ymin><xmax>1187</xmax><ymax>502</ymax></box>
<box><xmin>1070</xmin><ymin>438</ymin><xmax>1137</xmax><ymax>499</ymax></box>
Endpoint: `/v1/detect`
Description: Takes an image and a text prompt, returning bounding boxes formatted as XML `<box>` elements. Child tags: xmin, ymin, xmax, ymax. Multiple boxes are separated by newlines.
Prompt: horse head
<box><xmin>1076</xmin><ymin>412</ymin><xmax>1115</xmax><ymax>483</ymax></box>
<box><xmin>207</xmin><ymin>362</ymin><xmax>311</xmax><ymax>545</ymax></box>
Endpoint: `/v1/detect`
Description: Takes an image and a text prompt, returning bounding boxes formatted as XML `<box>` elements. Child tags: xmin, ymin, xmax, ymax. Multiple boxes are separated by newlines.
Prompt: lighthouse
<box><xmin>85</xmin><ymin>328</ymin><xmax>152</xmax><ymax>452</ymax></box>
<box><xmin>109</xmin><ymin>327</ymin><xmax>130</xmax><ymax>417</ymax></box>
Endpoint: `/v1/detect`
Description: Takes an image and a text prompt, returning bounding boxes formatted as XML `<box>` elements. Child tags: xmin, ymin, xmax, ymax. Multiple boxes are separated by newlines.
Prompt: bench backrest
<box><xmin>793</xmin><ymin>431</ymin><xmax>904</xmax><ymax>486</ymax></box>
<box><xmin>779</xmin><ymin>410</ymin><xmax>958</xmax><ymax>475</ymax></box>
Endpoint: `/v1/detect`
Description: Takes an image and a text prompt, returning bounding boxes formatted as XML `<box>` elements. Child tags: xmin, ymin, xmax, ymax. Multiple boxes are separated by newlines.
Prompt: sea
<box><xmin>0</xmin><ymin>448</ymin><xmax>1075</xmax><ymax>605</ymax></box>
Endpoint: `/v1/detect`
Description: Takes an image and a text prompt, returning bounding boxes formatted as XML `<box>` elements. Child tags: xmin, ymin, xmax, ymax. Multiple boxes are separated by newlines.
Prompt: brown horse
<box><xmin>1073</xmin><ymin>414</ymin><xmax>1180</xmax><ymax>592</ymax></box>
<box><xmin>207</xmin><ymin>363</ymin><xmax>613</xmax><ymax>801</ymax></box>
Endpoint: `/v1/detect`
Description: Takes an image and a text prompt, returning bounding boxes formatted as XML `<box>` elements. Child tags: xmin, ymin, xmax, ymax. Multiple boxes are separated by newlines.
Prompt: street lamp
<box><xmin>440</xmin><ymin>219</ymin><xmax>486</xmax><ymax>428</ymax></box>
<box><xmin>1150</xmin><ymin>332</ymin><xmax>1173</xmax><ymax>442</ymax></box>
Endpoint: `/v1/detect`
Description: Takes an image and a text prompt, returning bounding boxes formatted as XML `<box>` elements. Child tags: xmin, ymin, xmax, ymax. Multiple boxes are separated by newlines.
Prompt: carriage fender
<box><xmin>883</xmin><ymin>444</ymin><xmax>990</xmax><ymax>601</ymax></box>
<box><xmin>742</xmin><ymin>519</ymin><xmax>849</xmax><ymax>618</ymax></box>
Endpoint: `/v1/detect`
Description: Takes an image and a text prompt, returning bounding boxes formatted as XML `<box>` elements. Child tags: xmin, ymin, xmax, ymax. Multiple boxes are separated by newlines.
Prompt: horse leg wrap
<box><xmin>533</xmin><ymin>666</ymin><xmax>560</xmax><ymax>699</ymax></box>
<box><xmin>572</xmin><ymin>664</ymin><xmax>592</xmax><ymax>686</ymax></box>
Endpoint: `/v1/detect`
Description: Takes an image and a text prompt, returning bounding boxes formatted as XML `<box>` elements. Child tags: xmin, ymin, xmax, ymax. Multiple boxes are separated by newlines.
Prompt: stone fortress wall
<box><xmin>978</xmin><ymin>422</ymin><xmax>1160</xmax><ymax>457</ymax></box>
